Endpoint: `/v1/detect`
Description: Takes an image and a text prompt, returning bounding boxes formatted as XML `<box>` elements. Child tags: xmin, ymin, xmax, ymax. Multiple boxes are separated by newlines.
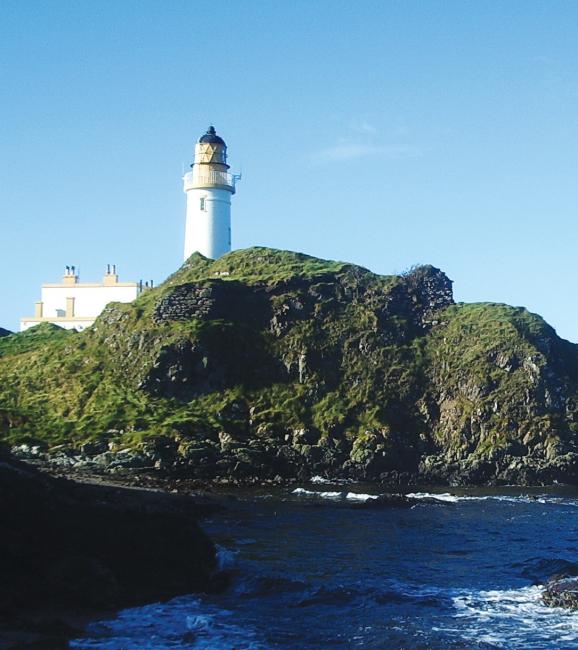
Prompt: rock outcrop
<box><xmin>543</xmin><ymin>576</ymin><xmax>578</xmax><ymax>610</ymax></box>
<box><xmin>0</xmin><ymin>448</ymin><xmax>219</xmax><ymax>646</ymax></box>
<box><xmin>2</xmin><ymin>247</ymin><xmax>578</xmax><ymax>486</ymax></box>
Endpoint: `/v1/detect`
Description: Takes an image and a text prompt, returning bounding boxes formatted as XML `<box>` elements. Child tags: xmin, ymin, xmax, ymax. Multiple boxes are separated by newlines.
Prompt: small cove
<box><xmin>73</xmin><ymin>483</ymin><xmax>578</xmax><ymax>649</ymax></box>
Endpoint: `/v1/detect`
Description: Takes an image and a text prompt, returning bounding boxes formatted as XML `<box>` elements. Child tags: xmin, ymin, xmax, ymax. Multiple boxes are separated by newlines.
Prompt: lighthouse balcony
<box><xmin>183</xmin><ymin>170</ymin><xmax>236</xmax><ymax>193</ymax></box>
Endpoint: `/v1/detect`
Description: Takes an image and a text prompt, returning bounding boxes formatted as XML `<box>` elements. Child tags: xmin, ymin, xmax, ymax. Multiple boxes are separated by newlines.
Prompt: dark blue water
<box><xmin>72</xmin><ymin>483</ymin><xmax>578</xmax><ymax>649</ymax></box>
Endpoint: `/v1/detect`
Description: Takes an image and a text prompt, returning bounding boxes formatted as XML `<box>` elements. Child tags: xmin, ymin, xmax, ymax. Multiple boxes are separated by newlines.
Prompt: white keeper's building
<box><xmin>20</xmin><ymin>266</ymin><xmax>143</xmax><ymax>332</ymax></box>
<box><xmin>20</xmin><ymin>126</ymin><xmax>238</xmax><ymax>332</ymax></box>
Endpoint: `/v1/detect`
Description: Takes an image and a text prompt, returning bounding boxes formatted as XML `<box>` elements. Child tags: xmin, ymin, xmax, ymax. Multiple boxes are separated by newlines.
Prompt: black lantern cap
<box><xmin>198</xmin><ymin>125</ymin><xmax>226</xmax><ymax>145</ymax></box>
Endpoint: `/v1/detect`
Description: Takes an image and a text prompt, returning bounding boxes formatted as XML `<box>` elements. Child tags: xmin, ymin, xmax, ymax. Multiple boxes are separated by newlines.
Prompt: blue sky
<box><xmin>2</xmin><ymin>1</ymin><xmax>578</xmax><ymax>339</ymax></box>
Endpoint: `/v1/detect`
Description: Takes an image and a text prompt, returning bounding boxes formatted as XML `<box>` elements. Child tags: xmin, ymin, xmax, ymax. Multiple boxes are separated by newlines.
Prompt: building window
<box><xmin>200</xmin><ymin>197</ymin><xmax>206</xmax><ymax>211</ymax></box>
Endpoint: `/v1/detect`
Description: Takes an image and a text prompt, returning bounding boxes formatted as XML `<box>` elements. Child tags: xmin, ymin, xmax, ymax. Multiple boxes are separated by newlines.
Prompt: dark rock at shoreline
<box><xmin>347</xmin><ymin>494</ymin><xmax>414</xmax><ymax>508</ymax></box>
<box><xmin>0</xmin><ymin>449</ymin><xmax>220</xmax><ymax>647</ymax></box>
<box><xmin>18</xmin><ymin>439</ymin><xmax>578</xmax><ymax>488</ymax></box>
<box><xmin>543</xmin><ymin>575</ymin><xmax>578</xmax><ymax>610</ymax></box>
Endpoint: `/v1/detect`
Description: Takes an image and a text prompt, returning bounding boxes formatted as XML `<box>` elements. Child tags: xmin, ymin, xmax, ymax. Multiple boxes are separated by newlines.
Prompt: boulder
<box><xmin>543</xmin><ymin>576</ymin><xmax>578</xmax><ymax>610</ymax></box>
<box><xmin>0</xmin><ymin>449</ymin><xmax>220</xmax><ymax>644</ymax></box>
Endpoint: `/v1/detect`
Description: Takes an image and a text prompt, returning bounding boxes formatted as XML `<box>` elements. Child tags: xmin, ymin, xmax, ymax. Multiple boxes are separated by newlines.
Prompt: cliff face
<box><xmin>2</xmin><ymin>247</ymin><xmax>578</xmax><ymax>485</ymax></box>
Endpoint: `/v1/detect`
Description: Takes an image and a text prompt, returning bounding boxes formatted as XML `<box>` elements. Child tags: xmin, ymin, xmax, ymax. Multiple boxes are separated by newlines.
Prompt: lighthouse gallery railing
<box><xmin>183</xmin><ymin>170</ymin><xmax>236</xmax><ymax>191</ymax></box>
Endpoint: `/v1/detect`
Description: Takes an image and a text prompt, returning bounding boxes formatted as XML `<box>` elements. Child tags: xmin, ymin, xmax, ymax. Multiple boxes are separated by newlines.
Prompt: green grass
<box><xmin>0</xmin><ymin>322</ymin><xmax>73</xmax><ymax>358</ymax></box>
<box><xmin>2</xmin><ymin>247</ymin><xmax>578</xmax><ymax>468</ymax></box>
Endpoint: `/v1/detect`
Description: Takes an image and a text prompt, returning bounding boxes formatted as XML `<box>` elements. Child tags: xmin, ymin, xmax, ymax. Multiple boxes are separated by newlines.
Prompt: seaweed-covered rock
<box><xmin>543</xmin><ymin>576</ymin><xmax>578</xmax><ymax>610</ymax></box>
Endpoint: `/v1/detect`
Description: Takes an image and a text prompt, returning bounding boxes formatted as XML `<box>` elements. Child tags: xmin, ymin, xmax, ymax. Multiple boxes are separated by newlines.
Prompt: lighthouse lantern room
<box><xmin>183</xmin><ymin>126</ymin><xmax>238</xmax><ymax>260</ymax></box>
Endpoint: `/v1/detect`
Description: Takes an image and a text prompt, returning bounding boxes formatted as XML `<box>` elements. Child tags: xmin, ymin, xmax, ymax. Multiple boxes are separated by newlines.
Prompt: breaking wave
<box><xmin>449</xmin><ymin>585</ymin><xmax>578</xmax><ymax>648</ymax></box>
<box><xmin>309</xmin><ymin>475</ymin><xmax>352</xmax><ymax>485</ymax></box>
<box><xmin>216</xmin><ymin>545</ymin><xmax>239</xmax><ymax>571</ymax></box>
<box><xmin>405</xmin><ymin>491</ymin><xmax>578</xmax><ymax>505</ymax></box>
<box><xmin>291</xmin><ymin>487</ymin><xmax>379</xmax><ymax>502</ymax></box>
<box><xmin>292</xmin><ymin>487</ymin><xmax>578</xmax><ymax>506</ymax></box>
<box><xmin>71</xmin><ymin>596</ymin><xmax>268</xmax><ymax>649</ymax></box>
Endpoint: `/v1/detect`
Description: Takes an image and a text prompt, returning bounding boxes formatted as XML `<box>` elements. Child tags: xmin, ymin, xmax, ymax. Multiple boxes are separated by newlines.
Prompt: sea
<box><xmin>71</xmin><ymin>481</ymin><xmax>578</xmax><ymax>649</ymax></box>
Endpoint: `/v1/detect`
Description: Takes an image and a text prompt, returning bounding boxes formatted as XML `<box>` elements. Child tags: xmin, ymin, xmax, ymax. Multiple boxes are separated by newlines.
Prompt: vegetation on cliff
<box><xmin>2</xmin><ymin>247</ymin><xmax>578</xmax><ymax>485</ymax></box>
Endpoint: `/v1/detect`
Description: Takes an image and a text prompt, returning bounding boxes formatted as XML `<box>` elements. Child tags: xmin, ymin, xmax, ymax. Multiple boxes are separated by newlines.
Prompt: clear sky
<box><xmin>1</xmin><ymin>1</ymin><xmax>578</xmax><ymax>339</ymax></box>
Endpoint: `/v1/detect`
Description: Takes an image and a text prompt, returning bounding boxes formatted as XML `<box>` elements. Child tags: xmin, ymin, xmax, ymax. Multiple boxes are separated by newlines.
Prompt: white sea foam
<box><xmin>186</xmin><ymin>614</ymin><xmax>213</xmax><ymax>632</ymax></box>
<box><xmin>406</xmin><ymin>492</ymin><xmax>461</xmax><ymax>503</ymax></box>
<box><xmin>450</xmin><ymin>585</ymin><xmax>578</xmax><ymax>648</ymax></box>
<box><xmin>405</xmin><ymin>492</ymin><xmax>573</xmax><ymax>505</ymax></box>
<box><xmin>309</xmin><ymin>475</ymin><xmax>353</xmax><ymax>486</ymax></box>
<box><xmin>215</xmin><ymin>545</ymin><xmax>239</xmax><ymax>571</ymax></box>
<box><xmin>293</xmin><ymin>488</ymin><xmax>578</xmax><ymax>508</ymax></box>
<box><xmin>292</xmin><ymin>488</ymin><xmax>342</xmax><ymax>499</ymax></box>
<box><xmin>71</xmin><ymin>596</ymin><xmax>268</xmax><ymax>649</ymax></box>
<box><xmin>291</xmin><ymin>487</ymin><xmax>379</xmax><ymax>502</ymax></box>
<box><xmin>344</xmin><ymin>492</ymin><xmax>380</xmax><ymax>501</ymax></box>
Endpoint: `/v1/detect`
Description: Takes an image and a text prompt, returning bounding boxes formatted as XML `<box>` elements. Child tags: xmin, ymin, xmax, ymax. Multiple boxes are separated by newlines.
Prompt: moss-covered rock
<box><xmin>2</xmin><ymin>247</ymin><xmax>578</xmax><ymax>485</ymax></box>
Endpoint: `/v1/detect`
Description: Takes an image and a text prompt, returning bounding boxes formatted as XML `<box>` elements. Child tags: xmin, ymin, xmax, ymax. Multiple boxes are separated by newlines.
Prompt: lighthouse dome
<box><xmin>199</xmin><ymin>126</ymin><xmax>226</xmax><ymax>146</ymax></box>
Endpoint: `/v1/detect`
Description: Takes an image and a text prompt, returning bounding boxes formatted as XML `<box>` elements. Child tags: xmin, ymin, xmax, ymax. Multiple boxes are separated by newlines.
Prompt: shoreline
<box><xmin>20</xmin><ymin>453</ymin><xmax>578</xmax><ymax>493</ymax></box>
<box><xmin>5</xmin><ymin>460</ymin><xmax>578</xmax><ymax>648</ymax></box>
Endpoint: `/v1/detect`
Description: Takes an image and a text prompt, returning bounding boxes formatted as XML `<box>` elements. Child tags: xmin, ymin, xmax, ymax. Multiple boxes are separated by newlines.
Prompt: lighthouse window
<box><xmin>200</xmin><ymin>197</ymin><xmax>206</xmax><ymax>211</ymax></box>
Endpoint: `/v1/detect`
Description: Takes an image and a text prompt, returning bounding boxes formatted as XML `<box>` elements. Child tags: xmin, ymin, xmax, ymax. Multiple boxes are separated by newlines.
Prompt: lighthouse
<box><xmin>183</xmin><ymin>126</ymin><xmax>238</xmax><ymax>260</ymax></box>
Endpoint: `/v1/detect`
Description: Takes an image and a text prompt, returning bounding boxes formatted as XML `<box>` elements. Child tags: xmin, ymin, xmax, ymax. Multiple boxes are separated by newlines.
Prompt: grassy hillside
<box><xmin>2</xmin><ymin>247</ymin><xmax>578</xmax><ymax>484</ymax></box>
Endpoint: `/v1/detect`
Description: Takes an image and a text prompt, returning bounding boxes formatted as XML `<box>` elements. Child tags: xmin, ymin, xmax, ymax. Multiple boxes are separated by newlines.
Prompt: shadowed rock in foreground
<box><xmin>0</xmin><ymin>450</ymin><xmax>218</xmax><ymax>647</ymax></box>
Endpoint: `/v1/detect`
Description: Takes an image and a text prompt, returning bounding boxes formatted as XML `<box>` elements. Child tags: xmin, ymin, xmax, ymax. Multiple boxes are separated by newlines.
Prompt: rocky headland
<box><xmin>3</xmin><ymin>247</ymin><xmax>578</xmax><ymax>486</ymax></box>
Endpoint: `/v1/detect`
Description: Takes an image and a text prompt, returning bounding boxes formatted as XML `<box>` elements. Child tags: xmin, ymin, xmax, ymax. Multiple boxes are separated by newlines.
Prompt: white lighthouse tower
<box><xmin>183</xmin><ymin>126</ymin><xmax>238</xmax><ymax>260</ymax></box>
